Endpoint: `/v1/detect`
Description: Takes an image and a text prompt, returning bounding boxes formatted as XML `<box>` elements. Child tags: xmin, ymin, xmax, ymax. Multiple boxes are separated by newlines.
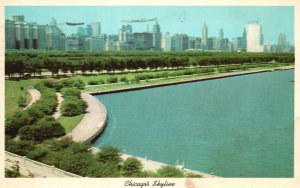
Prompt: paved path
<box><xmin>53</xmin><ymin>92</ymin><xmax>63</xmax><ymax>119</ymax></box>
<box><xmin>66</xmin><ymin>93</ymin><xmax>107</xmax><ymax>142</ymax></box>
<box><xmin>23</xmin><ymin>89</ymin><xmax>41</xmax><ymax>110</ymax></box>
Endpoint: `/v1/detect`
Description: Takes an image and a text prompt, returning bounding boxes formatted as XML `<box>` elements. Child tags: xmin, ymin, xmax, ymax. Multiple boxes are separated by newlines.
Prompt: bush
<box><xmin>17</xmin><ymin>95</ymin><xmax>27</xmax><ymax>107</ymax></box>
<box><xmin>5</xmin><ymin>111</ymin><xmax>30</xmax><ymax>137</ymax></box>
<box><xmin>5</xmin><ymin>168</ymin><xmax>20</xmax><ymax>178</ymax></box>
<box><xmin>61</xmin><ymin>100</ymin><xmax>84</xmax><ymax>116</ymax></box>
<box><xmin>18</xmin><ymin>116</ymin><xmax>65</xmax><ymax>141</ymax></box>
<box><xmin>122</xmin><ymin>157</ymin><xmax>143</xmax><ymax>177</ymax></box>
<box><xmin>120</xmin><ymin>76</ymin><xmax>129</xmax><ymax>84</ymax></box>
<box><xmin>61</xmin><ymin>88</ymin><xmax>81</xmax><ymax>98</ymax></box>
<box><xmin>88</xmin><ymin>80</ymin><xmax>99</xmax><ymax>85</ymax></box>
<box><xmin>157</xmin><ymin>166</ymin><xmax>184</xmax><ymax>177</ymax></box>
<box><xmin>96</xmin><ymin>146</ymin><xmax>122</xmax><ymax>166</ymax></box>
<box><xmin>5</xmin><ymin>138</ymin><xmax>35</xmax><ymax>156</ymax></box>
<box><xmin>106</xmin><ymin>76</ymin><xmax>118</xmax><ymax>84</ymax></box>
<box><xmin>69</xmin><ymin>79</ymin><xmax>85</xmax><ymax>89</ymax></box>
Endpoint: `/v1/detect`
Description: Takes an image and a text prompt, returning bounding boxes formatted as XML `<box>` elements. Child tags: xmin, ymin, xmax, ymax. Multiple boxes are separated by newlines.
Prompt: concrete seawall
<box><xmin>66</xmin><ymin>93</ymin><xmax>107</xmax><ymax>143</ymax></box>
<box><xmin>88</xmin><ymin>66</ymin><xmax>294</xmax><ymax>95</ymax></box>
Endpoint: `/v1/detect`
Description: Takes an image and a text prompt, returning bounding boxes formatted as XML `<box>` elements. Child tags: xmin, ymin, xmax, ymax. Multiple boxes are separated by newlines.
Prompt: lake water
<box><xmin>94</xmin><ymin>70</ymin><xmax>294</xmax><ymax>177</ymax></box>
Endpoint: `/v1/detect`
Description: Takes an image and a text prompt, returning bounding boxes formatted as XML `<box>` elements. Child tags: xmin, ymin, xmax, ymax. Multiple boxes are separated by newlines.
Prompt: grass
<box><xmin>5</xmin><ymin>78</ymin><xmax>51</xmax><ymax>117</ymax></box>
<box><xmin>83</xmin><ymin>63</ymin><xmax>293</xmax><ymax>93</ymax></box>
<box><xmin>58</xmin><ymin>114</ymin><xmax>84</xmax><ymax>133</ymax></box>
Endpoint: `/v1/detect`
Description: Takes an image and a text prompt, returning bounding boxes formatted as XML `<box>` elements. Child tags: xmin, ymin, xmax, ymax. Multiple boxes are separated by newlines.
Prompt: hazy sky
<box><xmin>5</xmin><ymin>6</ymin><xmax>294</xmax><ymax>45</ymax></box>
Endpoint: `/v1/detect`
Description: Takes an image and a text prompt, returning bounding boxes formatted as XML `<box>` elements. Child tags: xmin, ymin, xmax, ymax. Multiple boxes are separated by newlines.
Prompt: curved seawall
<box><xmin>66</xmin><ymin>93</ymin><xmax>107</xmax><ymax>142</ymax></box>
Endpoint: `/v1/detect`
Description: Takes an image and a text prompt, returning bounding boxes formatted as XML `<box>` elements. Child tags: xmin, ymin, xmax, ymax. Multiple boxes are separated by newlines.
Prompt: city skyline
<box><xmin>5</xmin><ymin>6</ymin><xmax>294</xmax><ymax>45</ymax></box>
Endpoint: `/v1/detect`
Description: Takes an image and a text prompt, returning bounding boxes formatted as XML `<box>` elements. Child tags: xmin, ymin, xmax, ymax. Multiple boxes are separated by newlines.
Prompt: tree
<box><xmin>5</xmin><ymin>138</ymin><xmax>35</xmax><ymax>156</ymax></box>
<box><xmin>59</xmin><ymin>152</ymin><xmax>93</xmax><ymax>176</ymax></box>
<box><xmin>18</xmin><ymin>116</ymin><xmax>65</xmax><ymax>141</ymax></box>
<box><xmin>96</xmin><ymin>146</ymin><xmax>122</xmax><ymax>166</ymax></box>
<box><xmin>156</xmin><ymin>166</ymin><xmax>184</xmax><ymax>177</ymax></box>
<box><xmin>5</xmin><ymin>111</ymin><xmax>30</xmax><ymax>137</ymax></box>
<box><xmin>122</xmin><ymin>157</ymin><xmax>143</xmax><ymax>177</ymax></box>
<box><xmin>61</xmin><ymin>88</ymin><xmax>81</xmax><ymax>98</ymax></box>
<box><xmin>61</xmin><ymin>100</ymin><xmax>84</xmax><ymax>116</ymax></box>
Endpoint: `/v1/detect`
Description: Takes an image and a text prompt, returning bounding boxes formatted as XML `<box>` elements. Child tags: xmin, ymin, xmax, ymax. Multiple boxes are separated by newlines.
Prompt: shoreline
<box><xmin>72</xmin><ymin>66</ymin><xmax>293</xmax><ymax>177</ymax></box>
<box><xmin>87</xmin><ymin>66</ymin><xmax>294</xmax><ymax>95</ymax></box>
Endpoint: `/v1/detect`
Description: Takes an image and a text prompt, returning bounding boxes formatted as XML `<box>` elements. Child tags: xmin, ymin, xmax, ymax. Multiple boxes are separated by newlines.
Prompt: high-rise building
<box><xmin>188</xmin><ymin>37</ymin><xmax>197</xmax><ymax>50</ymax></box>
<box><xmin>24</xmin><ymin>23</ymin><xmax>34</xmax><ymax>49</ymax></box>
<box><xmin>277</xmin><ymin>33</ymin><xmax>287</xmax><ymax>52</ymax></box>
<box><xmin>86</xmin><ymin>25</ymin><xmax>92</xmax><ymax>37</ymax></box>
<box><xmin>211</xmin><ymin>37</ymin><xmax>218</xmax><ymax>51</ymax></box>
<box><xmin>91</xmin><ymin>22</ymin><xmax>101</xmax><ymax>37</ymax></box>
<box><xmin>246</xmin><ymin>21</ymin><xmax>263</xmax><ymax>52</ymax></box>
<box><xmin>218</xmin><ymin>29</ymin><xmax>224</xmax><ymax>51</ymax></box>
<box><xmin>15</xmin><ymin>21</ymin><xmax>25</xmax><ymax>49</ymax></box>
<box><xmin>242</xmin><ymin>28</ymin><xmax>247</xmax><ymax>51</ymax></box>
<box><xmin>201</xmin><ymin>23</ymin><xmax>208</xmax><ymax>49</ymax></box>
<box><xmin>85</xmin><ymin>36</ymin><xmax>105</xmax><ymax>51</ymax></box>
<box><xmin>12</xmin><ymin>15</ymin><xmax>25</xmax><ymax>22</ymax></box>
<box><xmin>161</xmin><ymin>32</ymin><xmax>172</xmax><ymax>52</ymax></box>
<box><xmin>119</xmin><ymin>25</ymin><xmax>133</xmax><ymax>42</ymax></box>
<box><xmin>5</xmin><ymin>20</ymin><xmax>16</xmax><ymax>49</ymax></box>
<box><xmin>152</xmin><ymin>21</ymin><xmax>162</xmax><ymax>50</ymax></box>
<box><xmin>46</xmin><ymin>17</ymin><xmax>65</xmax><ymax>50</ymax></box>
<box><xmin>133</xmin><ymin>32</ymin><xmax>153</xmax><ymax>50</ymax></box>
<box><xmin>77</xmin><ymin>26</ymin><xmax>85</xmax><ymax>36</ymax></box>
<box><xmin>33</xmin><ymin>24</ymin><xmax>46</xmax><ymax>49</ymax></box>
<box><xmin>232</xmin><ymin>37</ymin><xmax>243</xmax><ymax>52</ymax></box>
<box><xmin>171</xmin><ymin>34</ymin><xmax>188</xmax><ymax>51</ymax></box>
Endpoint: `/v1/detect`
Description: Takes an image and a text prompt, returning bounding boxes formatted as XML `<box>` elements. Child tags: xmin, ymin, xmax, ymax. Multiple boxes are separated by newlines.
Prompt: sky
<box><xmin>5</xmin><ymin>6</ymin><xmax>294</xmax><ymax>45</ymax></box>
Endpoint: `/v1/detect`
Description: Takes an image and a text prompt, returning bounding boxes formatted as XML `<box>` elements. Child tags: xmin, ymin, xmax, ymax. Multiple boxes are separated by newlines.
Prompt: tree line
<box><xmin>5</xmin><ymin>51</ymin><xmax>294</xmax><ymax>78</ymax></box>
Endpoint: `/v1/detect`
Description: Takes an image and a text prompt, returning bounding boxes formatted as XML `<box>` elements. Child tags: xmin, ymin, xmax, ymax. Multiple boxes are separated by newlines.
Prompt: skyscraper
<box><xmin>91</xmin><ymin>22</ymin><xmax>101</xmax><ymax>37</ymax></box>
<box><xmin>86</xmin><ymin>25</ymin><xmax>92</xmax><ymax>37</ymax></box>
<box><xmin>46</xmin><ymin>17</ymin><xmax>65</xmax><ymax>50</ymax></box>
<box><xmin>33</xmin><ymin>24</ymin><xmax>46</xmax><ymax>49</ymax></box>
<box><xmin>161</xmin><ymin>32</ymin><xmax>172</xmax><ymax>52</ymax></box>
<box><xmin>24</xmin><ymin>23</ymin><xmax>34</xmax><ymax>49</ymax></box>
<box><xmin>242</xmin><ymin>28</ymin><xmax>247</xmax><ymax>51</ymax></box>
<box><xmin>218</xmin><ymin>28</ymin><xmax>224</xmax><ymax>50</ymax></box>
<box><xmin>5</xmin><ymin>20</ymin><xmax>16</xmax><ymax>49</ymax></box>
<box><xmin>15</xmin><ymin>22</ymin><xmax>25</xmax><ymax>49</ymax></box>
<box><xmin>153</xmin><ymin>21</ymin><xmax>162</xmax><ymax>51</ymax></box>
<box><xmin>12</xmin><ymin>15</ymin><xmax>25</xmax><ymax>22</ymax></box>
<box><xmin>246</xmin><ymin>21</ymin><xmax>263</xmax><ymax>52</ymax></box>
<box><xmin>171</xmin><ymin>34</ymin><xmax>189</xmax><ymax>51</ymax></box>
<box><xmin>201</xmin><ymin>23</ymin><xmax>208</xmax><ymax>49</ymax></box>
<box><xmin>277</xmin><ymin>33</ymin><xmax>287</xmax><ymax>52</ymax></box>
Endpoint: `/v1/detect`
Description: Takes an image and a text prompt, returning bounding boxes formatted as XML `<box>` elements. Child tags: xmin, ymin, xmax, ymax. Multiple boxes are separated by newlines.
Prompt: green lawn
<box><xmin>5</xmin><ymin>78</ymin><xmax>51</xmax><ymax>117</ymax></box>
<box><xmin>58</xmin><ymin>114</ymin><xmax>84</xmax><ymax>133</ymax></box>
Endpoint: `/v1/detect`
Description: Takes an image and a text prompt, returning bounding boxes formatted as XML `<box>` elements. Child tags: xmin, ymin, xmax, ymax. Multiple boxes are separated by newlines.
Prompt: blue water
<box><xmin>94</xmin><ymin>70</ymin><xmax>294</xmax><ymax>177</ymax></box>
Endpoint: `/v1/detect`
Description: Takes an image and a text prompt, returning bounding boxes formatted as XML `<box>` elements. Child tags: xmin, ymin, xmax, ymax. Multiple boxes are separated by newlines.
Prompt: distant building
<box><xmin>171</xmin><ymin>34</ymin><xmax>188</xmax><ymax>51</ymax></box>
<box><xmin>12</xmin><ymin>15</ymin><xmax>25</xmax><ymax>22</ymax></box>
<box><xmin>133</xmin><ymin>32</ymin><xmax>153</xmax><ymax>50</ymax></box>
<box><xmin>201</xmin><ymin>23</ymin><xmax>208</xmax><ymax>49</ymax></box>
<box><xmin>153</xmin><ymin>21</ymin><xmax>162</xmax><ymax>50</ymax></box>
<box><xmin>161</xmin><ymin>32</ymin><xmax>172</xmax><ymax>52</ymax></box>
<box><xmin>15</xmin><ymin>21</ymin><xmax>25</xmax><ymax>49</ymax></box>
<box><xmin>188</xmin><ymin>37</ymin><xmax>197</xmax><ymax>50</ymax></box>
<box><xmin>84</xmin><ymin>36</ymin><xmax>104</xmax><ymax>51</ymax></box>
<box><xmin>5</xmin><ymin>20</ymin><xmax>16</xmax><ymax>49</ymax></box>
<box><xmin>218</xmin><ymin>29</ymin><xmax>224</xmax><ymax>50</ymax></box>
<box><xmin>242</xmin><ymin>28</ymin><xmax>247</xmax><ymax>51</ymax></box>
<box><xmin>33</xmin><ymin>24</ymin><xmax>46</xmax><ymax>50</ymax></box>
<box><xmin>211</xmin><ymin>37</ymin><xmax>218</xmax><ymax>51</ymax></box>
<box><xmin>246</xmin><ymin>21</ymin><xmax>263</xmax><ymax>52</ymax></box>
<box><xmin>24</xmin><ymin>23</ymin><xmax>34</xmax><ymax>49</ymax></box>
<box><xmin>232</xmin><ymin>37</ymin><xmax>243</xmax><ymax>52</ymax></box>
<box><xmin>85</xmin><ymin>24</ymin><xmax>92</xmax><ymax>37</ymax></box>
<box><xmin>46</xmin><ymin>18</ymin><xmax>65</xmax><ymax>50</ymax></box>
<box><xmin>91</xmin><ymin>22</ymin><xmax>101</xmax><ymax>37</ymax></box>
<box><xmin>77</xmin><ymin>26</ymin><xmax>85</xmax><ymax>36</ymax></box>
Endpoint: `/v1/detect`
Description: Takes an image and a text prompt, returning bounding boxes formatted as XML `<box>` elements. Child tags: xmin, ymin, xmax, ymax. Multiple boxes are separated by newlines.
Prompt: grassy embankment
<box><xmin>77</xmin><ymin>62</ymin><xmax>292</xmax><ymax>93</ymax></box>
<box><xmin>5</xmin><ymin>62</ymin><xmax>292</xmax><ymax>131</ymax></box>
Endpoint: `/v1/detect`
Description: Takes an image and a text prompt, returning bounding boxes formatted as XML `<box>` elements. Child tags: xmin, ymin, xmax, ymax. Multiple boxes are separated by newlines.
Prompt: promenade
<box><xmin>23</xmin><ymin>89</ymin><xmax>41</xmax><ymax>110</ymax></box>
<box><xmin>66</xmin><ymin>93</ymin><xmax>107</xmax><ymax>142</ymax></box>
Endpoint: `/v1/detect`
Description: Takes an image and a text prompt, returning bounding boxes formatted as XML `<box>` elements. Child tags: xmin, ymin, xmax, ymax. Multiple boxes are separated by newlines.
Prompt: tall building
<box><xmin>33</xmin><ymin>24</ymin><xmax>46</xmax><ymax>49</ymax></box>
<box><xmin>277</xmin><ymin>33</ymin><xmax>287</xmax><ymax>52</ymax></box>
<box><xmin>246</xmin><ymin>21</ymin><xmax>263</xmax><ymax>52</ymax></box>
<box><xmin>91</xmin><ymin>22</ymin><xmax>101</xmax><ymax>37</ymax></box>
<box><xmin>188</xmin><ymin>37</ymin><xmax>197</xmax><ymax>50</ymax></box>
<box><xmin>5</xmin><ymin>20</ymin><xmax>16</xmax><ymax>49</ymax></box>
<box><xmin>171</xmin><ymin>34</ymin><xmax>188</xmax><ymax>51</ymax></box>
<box><xmin>77</xmin><ymin>26</ymin><xmax>85</xmax><ymax>36</ymax></box>
<box><xmin>15</xmin><ymin>21</ymin><xmax>25</xmax><ymax>49</ymax></box>
<box><xmin>46</xmin><ymin>17</ymin><xmax>65</xmax><ymax>50</ymax></box>
<box><xmin>24</xmin><ymin>23</ymin><xmax>34</xmax><ymax>49</ymax></box>
<box><xmin>161</xmin><ymin>32</ymin><xmax>172</xmax><ymax>52</ymax></box>
<box><xmin>218</xmin><ymin>29</ymin><xmax>224</xmax><ymax>50</ymax></box>
<box><xmin>133</xmin><ymin>32</ymin><xmax>153</xmax><ymax>50</ymax></box>
<box><xmin>84</xmin><ymin>36</ymin><xmax>104</xmax><ymax>51</ymax></box>
<box><xmin>232</xmin><ymin>37</ymin><xmax>243</xmax><ymax>52</ymax></box>
<box><xmin>12</xmin><ymin>15</ymin><xmax>25</xmax><ymax>22</ymax></box>
<box><xmin>152</xmin><ymin>21</ymin><xmax>162</xmax><ymax>50</ymax></box>
<box><xmin>242</xmin><ymin>28</ymin><xmax>247</xmax><ymax>51</ymax></box>
<box><xmin>201</xmin><ymin>23</ymin><xmax>208</xmax><ymax>49</ymax></box>
<box><xmin>119</xmin><ymin>25</ymin><xmax>133</xmax><ymax>42</ymax></box>
<box><xmin>86</xmin><ymin>25</ymin><xmax>92</xmax><ymax>37</ymax></box>
<box><xmin>211</xmin><ymin>37</ymin><xmax>218</xmax><ymax>51</ymax></box>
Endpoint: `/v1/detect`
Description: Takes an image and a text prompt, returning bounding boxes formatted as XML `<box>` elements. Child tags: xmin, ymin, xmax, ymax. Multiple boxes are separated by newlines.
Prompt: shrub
<box><xmin>156</xmin><ymin>166</ymin><xmax>184</xmax><ymax>177</ymax></box>
<box><xmin>61</xmin><ymin>88</ymin><xmax>81</xmax><ymax>98</ymax></box>
<box><xmin>5</xmin><ymin>111</ymin><xmax>30</xmax><ymax>137</ymax></box>
<box><xmin>96</xmin><ymin>146</ymin><xmax>122</xmax><ymax>166</ymax></box>
<box><xmin>5</xmin><ymin>138</ymin><xmax>35</xmax><ymax>156</ymax></box>
<box><xmin>120</xmin><ymin>76</ymin><xmax>129</xmax><ymax>83</ymax></box>
<box><xmin>122</xmin><ymin>157</ymin><xmax>143</xmax><ymax>177</ymax></box>
<box><xmin>61</xmin><ymin>100</ymin><xmax>84</xmax><ymax>116</ymax></box>
<box><xmin>18</xmin><ymin>116</ymin><xmax>65</xmax><ymax>141</ymax></box>
<box><xmin>17</xmin><ymin>95</ymin><xmax>27</xmax><ymax>107</ymax></box>
<box><xmin>88</xmin><ymin>80</ymin><xmax>99</xmax><ymax>85</ymax></box>
<box><xmin>106</xmin><ymin>76</ymin><xmax>118</xmax><ymax>84</ymax></box>
<box><xmin>5</xmin><ymin>168</ymin><xmax>20</xmax><ymax>178</ymax></box>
